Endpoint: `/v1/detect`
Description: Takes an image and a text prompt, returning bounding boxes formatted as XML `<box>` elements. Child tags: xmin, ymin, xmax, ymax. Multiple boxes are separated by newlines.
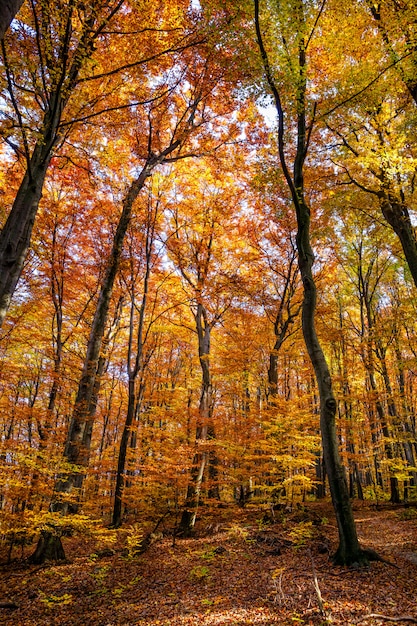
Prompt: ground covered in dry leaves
<box><xmin>1</xmin><ymin>502</ymin><xmax>416</xmax><ymax>626</ymax></box>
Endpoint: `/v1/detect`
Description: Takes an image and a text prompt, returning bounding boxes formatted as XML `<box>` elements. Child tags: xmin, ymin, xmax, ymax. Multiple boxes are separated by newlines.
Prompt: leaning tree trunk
<box><xmin>0</xmin><ymin>2</ymin><xmax>126</xmax><ymax>328</ymax></box>
<box><xmin>0</xmin><ymin>146</ymin><xmax>53</xmax><ymax>327</ymax></box>
<box><xmin>1</xmin><ymin>30</ymin><xmax>75</xmax><ymax>328</ymax></box>
<box><xmin>381</xmin><ymin>197</ymin><xmax>417</xmax><ymax>288</ymax></box>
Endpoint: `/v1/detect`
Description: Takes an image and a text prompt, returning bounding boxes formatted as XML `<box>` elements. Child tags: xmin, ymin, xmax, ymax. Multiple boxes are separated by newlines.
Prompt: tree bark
<box><xmin>267</xmin><ymin>250</ymin><xmax>300</xmax><ymax>400</ymax></box>
<box><xmin>380</xmin><ymin>195</ymin><xmax>417</xmax><ymax>290</ymax></box>
<box><xmin>28</xmin><ymin>71</ymin><xmax>203</xmax><ymax>557</ymax></box>
<box><xmin>29</xmin><ymin>531</ymin><xmax>66</xmax><ymax>565</ymax></box>
<box><xmin>298</xmin><ymin>233</ymin><xmax>364</xmax><ymax>563</ymax></box>
<box><xmin>0</xmin><ymin>0</ymin><xmax>24</xmax><ymax>39</ymax></box>
<box><xmin>112</xmin><ymin>379</ymin><xmax>137</xmax><ymax>527</ymax></box>
<box><xmin>52</xmin><ymin>165</ymin><xmax>152</xmax><ymax>511</ymax></box>
<box><xmin>29</xmin><ymin>166</ymin><xmax>151</xmax><ymax>563</ymax></box>
<box><xmin>356</xmin><ymin>244</ymin><xmax>401</xmax><ymax>503</ymax></box>
<box><xmin>0</xmin><ymin>149</ymin><xmax>53</xmax><ymax>326</ymax></box>
<box><xmin>112</xmin><ymin>211</ymin><xmax>154</xmax><ymax>528</ymax></box>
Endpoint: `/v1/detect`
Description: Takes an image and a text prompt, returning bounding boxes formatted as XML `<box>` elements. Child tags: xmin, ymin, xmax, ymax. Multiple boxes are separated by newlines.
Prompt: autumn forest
<box><xmin>1</xmin><ymin>0</ymin><xmax>417</xmax><ymax>596</ymax></box>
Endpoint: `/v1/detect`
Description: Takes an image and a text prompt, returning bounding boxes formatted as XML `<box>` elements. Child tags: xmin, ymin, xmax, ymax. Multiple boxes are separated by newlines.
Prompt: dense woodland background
<box><xmin>1</xmin><ymin>0</ymin><xmax>417</xmax><ymax>564</ymax></box>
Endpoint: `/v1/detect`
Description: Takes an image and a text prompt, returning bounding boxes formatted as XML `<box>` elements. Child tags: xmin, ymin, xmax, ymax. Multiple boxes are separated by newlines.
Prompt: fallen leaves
<box><xmin>0</xmin><ymin>502</ymin><xmax>416</xmax><ymax>626</ymax></box>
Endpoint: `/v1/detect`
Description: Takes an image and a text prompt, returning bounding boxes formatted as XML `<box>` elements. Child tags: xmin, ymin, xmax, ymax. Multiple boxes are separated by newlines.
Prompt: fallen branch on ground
<box><xmin>355</xmin><ymin>615</ymin><xmax>417</xmax><ymax>624</ymax></box>
<box><xmin>309</xmin><ymin>549</ymin><xmax>331</xmax><ymax>622</ymax></box>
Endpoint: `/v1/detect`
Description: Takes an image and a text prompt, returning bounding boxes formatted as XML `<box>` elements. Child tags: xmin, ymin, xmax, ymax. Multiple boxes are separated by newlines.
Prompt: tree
<box><xmin>366</xmin><ymin>0</ymin><xmax>417</xmax><ymax>106</ymax></box>
<box><xmin>0</xmin><ymin>0</ymin><xmax>206</xmax><ymax>328</ymax></box>
<box><xmin>29</xmin><ymin>102</ymin><xmax>204</xmax><ymax>561</ymax></box>
<box><xmin>111</xmin><ymin>186</ymin><xmax>162</xmax><ymax>528</ymax></box>
<box><xmin>0</xmin><ymin>0</ymin><xmax>129</xmax><ymax>327</ymax></box>
<box><xmin>254</xmin><ymin>0</ymin><xmax>368</xmax><ymax>564</ymax></box>
<box><xmin>29</xmin><ymin>14</ymin><xmax>251</xmax><ymax>559</ymax></box>
<box><xmin>165</xmin><ymin>157</ymin><xmax>248</xmax><ymax>534</ymax></box>
<box><xmin>326</xmin><ymin>97</ymin><xmax>417</xmax><ymax>291</ymax></box>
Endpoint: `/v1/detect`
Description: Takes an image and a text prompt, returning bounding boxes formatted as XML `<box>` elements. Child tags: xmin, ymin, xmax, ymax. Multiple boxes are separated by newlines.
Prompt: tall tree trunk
<box><xmin>356</xmin><ymin>246</ymin><xmax>401</xmax><ymax>503</ymax></box>
<box><xmin>50</xmin><ymin>158</ymin><xmax>164</xmax><ymax>512</ymax></box>
<box><xmin>394</xmin><ymin>339</ymin><xmax>417</xmax><ymax>486</ymax></box>
<box><xmin>112</xmin><ymin>209</ymin><xmax>155</xmax><ymax>528</ymax></box>
<box><xmin>112</xmin><ymin>379</ymin><xmax>137</xmax><ymax>528</ymax></box>
<box><xmin>179</xmin><ymin>303</ymin><xmax>214</xmax><ymax>536</ymax></box>
<box><xmin>29</xmin><ymin>167</ymin><xmax>152</xmax><ymax>564</ymax></box>
<box><xmin>28</xmin><ymin>76</ymin><xmax>202</xmax><ymax>557</ymax></box>
<box><xmin>254</xmin><ymin>0</ymin><xmax>366</xmax><ymax>565</ymax></box>
<box><xmin>267</xmin><ymin>250</ymin><xmax>300</xmax><ymax>401</ymax></box>
<box><xmin>297</xmin><ymin>210</ymin><xmax>364</xmax><ymax>563</ymax></box>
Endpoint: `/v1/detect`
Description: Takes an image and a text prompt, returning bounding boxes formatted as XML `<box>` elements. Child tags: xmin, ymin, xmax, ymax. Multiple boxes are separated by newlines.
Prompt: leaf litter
<box><xmin>0</xmin><ymin>502</ymin><xmax>416</xmax><ymax>626</ymax></box>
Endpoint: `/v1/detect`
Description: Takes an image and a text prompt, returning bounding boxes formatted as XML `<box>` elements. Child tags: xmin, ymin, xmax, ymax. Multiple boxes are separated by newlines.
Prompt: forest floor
<box><xmin>0</xmin><ymin>501</ymin><xmax>416</xmax><ymax>626</ymax></box>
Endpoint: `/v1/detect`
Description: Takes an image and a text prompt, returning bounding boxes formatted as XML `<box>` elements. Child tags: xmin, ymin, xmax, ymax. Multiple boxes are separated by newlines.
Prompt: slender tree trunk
<box><xmin>356</xmin><ymin>247</ymin><xmax>401</xmax><ymax>503</ymax></box>
<box><xmin>29</xmin><ymin>168</ymin><xmax>152</xmax><ymax>563</ymax></box>
<box><xmin>376</xmin><ymin>342</ymin><xmax>404</xmax><ymax>502</ymax></box>
<box><xmin>0</xmin><ymin>39</ymin><xmax>67</xmax><ymax>328</ymax></box>
<box><xmin>297</xmin><ymin>217</ymin><xmax>364</xmax><ymax>563</ymax></box>
<box><xmin>51</xmin><ymin>162</ymin><xmax>156</xmax><ymax>505</ymax></box>
<box><xmin>267</xmin><ymin>252</ymin><xmax>299</xmax><ymax>400</ymax></box>
<box><xmin>179</xmin><ymin>303</ymin><xmax>214</xmax><ymax>536</ymax></box>
<box><xmin>112</xmin><ymin>379</ymin><xmax>137</xmax><ymax>527</ymax></box>
<box><xmin>254</xmin><ymin>0</ymin><xmax>365</xmax><ymax>565</ymax></box>
<box><xmin>112</xmin><ymin>213</ymin><xmax>154</xmax><ymax>528</ymax></box>
<box><xmin>394</xmin><ymin>340</ymin><xmax>417</xmax><ymax>486</ymax></box>
<box><xmin>334</xmin><ymin>295</ymin><xmax>363</xmax><ymax>500</ymax></box>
